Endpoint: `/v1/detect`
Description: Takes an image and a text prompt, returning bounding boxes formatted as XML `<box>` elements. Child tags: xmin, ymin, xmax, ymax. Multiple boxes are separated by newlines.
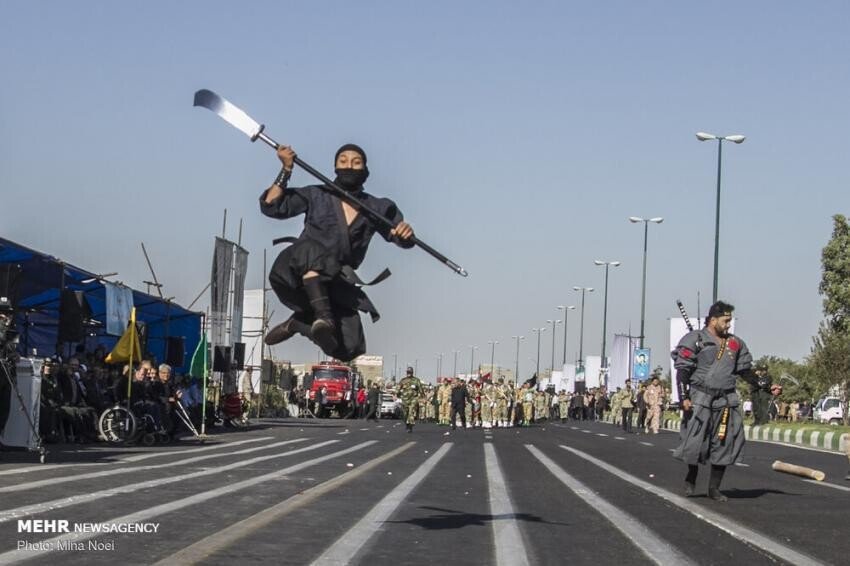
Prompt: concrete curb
<box><xmin>600</xmin><ymin>413</ymin><xmax>849</xmax><ymax>454</ymax></box>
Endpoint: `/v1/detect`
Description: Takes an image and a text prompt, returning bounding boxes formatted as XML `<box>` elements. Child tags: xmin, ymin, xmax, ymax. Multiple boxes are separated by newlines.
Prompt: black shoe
<box><xmin>708</xmin><ymin>488</ymin><xmax>727</xmax><ymax>502</ymax></box>
<box><xmin>265</xmin><ymin>318</ymin><xmax>298</xmax><ymax>345</ymax></box>
<box><xmin>684</xmin><ymin>482</ymin><xmax>696</xmax><ymax>497</ymax></box>
<box><xmin>311</xmin><ymin>318</ymin><xmax>338</xmax><ymax>354</ymax></box>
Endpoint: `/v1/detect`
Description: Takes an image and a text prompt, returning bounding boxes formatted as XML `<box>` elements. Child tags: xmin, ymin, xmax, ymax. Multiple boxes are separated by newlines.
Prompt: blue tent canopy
<box><xmin>1</xmin><ymin>237</ymin><xmax>202</xmax><ymax>372</ymax></box>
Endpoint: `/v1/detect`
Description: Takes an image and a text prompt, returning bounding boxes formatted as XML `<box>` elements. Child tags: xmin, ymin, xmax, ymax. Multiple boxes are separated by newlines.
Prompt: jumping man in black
<box><xmin>260</xmin><ymin>144</ymin><xmax>414</xmax><ymax>361</ymax></box>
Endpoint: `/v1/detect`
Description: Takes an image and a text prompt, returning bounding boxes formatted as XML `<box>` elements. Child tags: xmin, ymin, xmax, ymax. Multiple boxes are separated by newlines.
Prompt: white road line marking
<box><xmin>527</xmin><ymin>445</ymin><xmax>692</xmax><ymax>566</ymax></box>
<box><xmin>119</xmin><ymin>436</ymin><xmax>275</xmax><ymax>462</ymax></box>
<box><xmin>0</xmin><ymin>441</ymin><xmax>377</xmax><ymax>564</ymax></box>
<box><xmin>311</xmin><ymin>443</ymin><xmax>452</xmax><ymax>565</ymax></box>
<box><xmin>581</xmin><ymin>430</ymin><xmax>592</xmax><ymax>434</ymax></box>
<box><xmin>734</xmin><ymin>463</ymin><xmax>750</xmax><ymax>467</ymax></box>
<box><xmin>485</xmin><ymin>444</ymin><xmax>530</xmax><ymax>566</ymax></box>
<box><xmin>640</xmin><ymin>442</ymin><xmax>653</xmax><ymax>447</ymax></box>
<box><xmin>802</xmin><ymin>479</ymin><xmax>850</xmax><ymax>493</ymax></box>
<box><xmin>154</xmin><ymin>442</ymin><xmax>415</xmax><ymax>566</ymax></box>
<box><xmin>0</xmin><ymin>437</ymin><xmax>275</xmax><ymax>476</ymax></box>
<box><xmin>596</xmin><ymin>433</ymin><xmax>608</xmax><ymax>437</ymax></box>
<box><xmin>559</xmin><ymin>444</ymin><xmax>827</xmax><ymax>566</ymax></box>
<box><xmin>0</xmin><ymin>440</ymin><xmax>338</xmax><ymax>523</ymax></box>
<box><xmin>570</xmin><ymin>427</ymin><xmax>579</xmax><ymax>430</ymax></box>
<box><xmin>0</xmin><ymin>438</ymin><xmax>308</xmax><ymax>494</ymax></box>
<box><xmin>615</xmin><ymin>437</ymin><xmax>626</xmax><ymax>441</ymax></box>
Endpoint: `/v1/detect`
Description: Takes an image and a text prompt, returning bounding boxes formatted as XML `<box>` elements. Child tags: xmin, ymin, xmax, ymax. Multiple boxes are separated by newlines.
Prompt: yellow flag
<box><xmin>105</xmin><ymin>308</ymin><xmax>141</xmax><ymax>364</ymax></box>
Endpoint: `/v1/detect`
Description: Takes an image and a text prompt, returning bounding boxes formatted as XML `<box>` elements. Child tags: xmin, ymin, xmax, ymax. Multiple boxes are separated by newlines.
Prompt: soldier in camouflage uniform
<box><xmin>494</xmin><ymin>379</ymin><xmax>508</xmax><ymax>427</ymax></box>
<box><xmin>438</xmin><ymin>380</ymin><xmax>451</xmax><ymax>425</ymax></box>
<box><xmin>480</xmin><ymin>380</ymin><xmax>495</xmax><ymax>428</ymax></box>
<box><xmin>398</xmin><ymin>367</ymin><xmax>424</xmax><ymax>432</ymax></box>
<box><xmin>558</xmin><ymin>391</ymin><xmax>570</xmax><ymax>423</ymax></box>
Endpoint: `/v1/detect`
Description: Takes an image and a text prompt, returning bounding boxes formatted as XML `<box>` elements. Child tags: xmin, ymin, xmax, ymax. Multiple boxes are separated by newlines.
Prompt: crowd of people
<box><xmin>36</xmin><ymin>346</ymin><xmax>207</xmax><ymax>444</ymax></box>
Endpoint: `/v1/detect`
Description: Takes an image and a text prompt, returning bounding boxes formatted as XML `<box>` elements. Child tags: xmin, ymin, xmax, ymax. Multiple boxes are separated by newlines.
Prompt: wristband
<box><xmin>273</xmin><ymin>167</ymin><xmax>292</xmax><ymax>188</ymax></box>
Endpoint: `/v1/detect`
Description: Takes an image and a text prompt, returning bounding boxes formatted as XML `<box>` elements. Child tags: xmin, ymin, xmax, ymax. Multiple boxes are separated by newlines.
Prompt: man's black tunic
<box><xmin>260</xmin><ymin>182</ymin><xmax>410</xmax><ymax>361</ymax></box>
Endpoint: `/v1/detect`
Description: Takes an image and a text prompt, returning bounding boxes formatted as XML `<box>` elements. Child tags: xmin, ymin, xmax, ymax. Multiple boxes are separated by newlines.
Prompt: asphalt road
<box><xmin>0</xmin><ymin>418</ymin><xmax>847</xmax><ymax>565</ymax></box>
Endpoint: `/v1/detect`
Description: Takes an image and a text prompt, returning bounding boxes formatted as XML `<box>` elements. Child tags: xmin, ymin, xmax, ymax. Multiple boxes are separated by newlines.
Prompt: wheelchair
<box><xmin>98</xmin><ymin>402</ymin><xmax>169</xmax><ymax>446</ymax></box>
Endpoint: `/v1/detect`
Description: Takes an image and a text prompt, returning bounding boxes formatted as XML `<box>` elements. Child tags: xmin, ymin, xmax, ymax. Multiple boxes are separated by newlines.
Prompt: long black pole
<box><xmin>713</xmin><ymin>139</ymin><xmax>723</xmax><ymax>303</ymax></box>
<box><xmin>254</xmin><ymin>131</ymin><xmax>468</xmax><ymax>278</ymax></box>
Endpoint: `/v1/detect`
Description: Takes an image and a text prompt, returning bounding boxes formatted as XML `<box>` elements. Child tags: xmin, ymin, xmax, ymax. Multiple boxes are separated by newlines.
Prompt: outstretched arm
<box><xmin>260</xmin><ymin>146</ymin><xmax>309</xmax><ymax>219</ymax></box>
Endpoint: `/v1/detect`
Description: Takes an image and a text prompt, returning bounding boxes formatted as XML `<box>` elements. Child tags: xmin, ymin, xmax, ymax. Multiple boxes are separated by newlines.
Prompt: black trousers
<box><xmin>450</xmin><ymin>404</ymin><xmax>466</xmax><ymax>428</ymax></box>
<box><xmin>269</xmin><ymin>239</ymin><xmax>365</xmax><ymax>361</ymax></box>
<box><xmin>621</xmin><ymin>408</ymin><xmax>633</xmax><ymax>432</ymax></box>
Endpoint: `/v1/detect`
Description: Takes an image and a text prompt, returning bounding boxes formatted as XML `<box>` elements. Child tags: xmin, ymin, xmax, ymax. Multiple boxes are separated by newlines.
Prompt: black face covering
<box><xmin>334</xmin><ymin>167</ymin><xmax>369</xmax><ymax>192</ymax></box>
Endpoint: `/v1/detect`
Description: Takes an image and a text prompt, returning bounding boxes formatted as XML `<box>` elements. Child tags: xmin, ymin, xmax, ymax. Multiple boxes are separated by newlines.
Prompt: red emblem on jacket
<box><xmin>727</xmin><ymin>338</ymin><xmax>740</xmax><ymax>352</ymax></box>
<box><xmin>679</xmin><ymin>347</ymin><xmax>693</xmax><ymax>359</ymax></box>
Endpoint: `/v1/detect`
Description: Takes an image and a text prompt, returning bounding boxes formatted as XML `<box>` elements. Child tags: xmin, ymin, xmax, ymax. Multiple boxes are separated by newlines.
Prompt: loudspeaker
<box><xmin>0</xmin><ymin>264</ymin><xmax>22</xmax><ymax>311</ymax></box>
<box><xmin>279</xmin><ymin>369</ymin><xmax>294</xmax><ymax>391</ymax></box>
<box><xmin>212</xmin><ymin>345</ymin><xmax>231</xmax><ymax>372</ymax></box>
<box><xmin>574</xmin><ymin>380</ymin><xmax>586</xmax><ymax>394</ymax></box>
<box><xmin>58</xmin><ymin>290</ymin><xmax>92</xmax><ymax>343</ymax></box>
<box><xmin>165</xmin><ymin>337</ymin><xmax>185</xmax><ymax>367</ymax></box>
<box><xmin>261</xmin><ymin>359</ymin><xmax>276</xmax><ymax>384</ymax></box>
<box><xmin>232</xmin><ymin>342</ymin><xmax>245</xmax><ymax>370</ymax></box>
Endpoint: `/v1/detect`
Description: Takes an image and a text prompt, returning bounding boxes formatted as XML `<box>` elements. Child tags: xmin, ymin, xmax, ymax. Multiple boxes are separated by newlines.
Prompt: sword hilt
<box><xmin>251</xmin><ymin>125</ymin><xmax>279</xmax><ymax>149</ymax></box>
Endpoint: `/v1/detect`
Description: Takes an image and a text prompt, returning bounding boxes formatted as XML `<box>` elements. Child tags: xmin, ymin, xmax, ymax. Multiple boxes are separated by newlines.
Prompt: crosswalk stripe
<box><xmin>559</xmin><ymin>444</ymin><xmax>827</xmax><ymax>566</ymax></box>
<box><xmin>0</xmin><ymin>437</ymin><xmax>275</xmax><ymax>477</ymax></box>
<box><xmin>803</xmin><ymin>479</ymin><xmax>850</xmax><ymax>493</ymax></box>
<box><xmin>119</xmin><ymin>436</ymin><xmax>274</xmax><ymax>462</ymax></box>
<box><xmin>311</xmin><ymin>443</ymin><xmax>453</xmax><ymax>565</ymax></box>
<box><xmin>0</xmin><ymin>440</ymin><xmax>338</xmax><ymax>524</ymax></box>
<box><xmin>484</xmin><ymin>443</ymin><xmax>530</xmax><ymax>566</ymax></box>
<box><xmin>153</xmin><ymin>442</ymin><xmax>416</xmax><ymax>565</ymax></box>
<box><xmin>527</xmin><ymin>445</ymin><xmax>692</xmax><ymax>566</ymax></box>
<box><xmin>0</xmin><ymin>438</ymin><xmax>308</xmax><ymax>494</ymax></box>
<box><xmin>0</xmin><ymin>441</ymin><xmax>378</xmax><ymax>565</ymax></box>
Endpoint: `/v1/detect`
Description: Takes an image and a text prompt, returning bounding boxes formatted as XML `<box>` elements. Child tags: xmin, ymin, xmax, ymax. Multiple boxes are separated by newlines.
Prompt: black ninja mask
<box><xmin>334</xmin><ymin>167</ymin><xmax>369</xmax><ymax>191</ymax></box>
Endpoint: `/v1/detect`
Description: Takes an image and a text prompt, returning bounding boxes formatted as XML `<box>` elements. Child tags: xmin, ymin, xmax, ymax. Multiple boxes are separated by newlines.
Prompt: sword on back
<box><xmin>675</xmin><ymin>299</ymin><xmax>694</xmax><ymax>427</ymax></box>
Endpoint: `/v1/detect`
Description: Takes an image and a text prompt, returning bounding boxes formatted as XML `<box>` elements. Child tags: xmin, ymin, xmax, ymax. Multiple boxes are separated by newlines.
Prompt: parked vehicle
<box><xmin>380</xmin><ymin>392</ymin><xmax>401</xmax><ymax>419</ymax></box>
<box><xmin>814</xmin><ymin>395</ymin><xmax>844</xmax><ymax>425</ymax></box>
<box><xmin>305</xmin><ymin>362</ymin><xmax>358</xmax><ymax>417</ymax></box>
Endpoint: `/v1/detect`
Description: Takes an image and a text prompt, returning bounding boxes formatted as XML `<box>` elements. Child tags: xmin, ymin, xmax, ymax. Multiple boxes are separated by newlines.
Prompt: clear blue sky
<box><xmin>2</xmin><ymin>1</ymin><xmax>848</xmax><ymax>378</ymax></box>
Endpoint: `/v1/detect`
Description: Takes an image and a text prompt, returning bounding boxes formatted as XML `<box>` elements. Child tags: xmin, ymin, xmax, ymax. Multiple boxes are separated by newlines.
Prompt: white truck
<box><xmin>814</xmin><ymin>396</ymin><xmax>844</xmax><ymax>425</ymax></box>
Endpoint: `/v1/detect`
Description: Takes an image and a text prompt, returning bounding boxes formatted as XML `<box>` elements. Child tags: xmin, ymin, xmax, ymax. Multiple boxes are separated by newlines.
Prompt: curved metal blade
<box><xmin>193</xmin><ymin>89</ymin><xmax>261</xmax><ymax>139</ymax></box>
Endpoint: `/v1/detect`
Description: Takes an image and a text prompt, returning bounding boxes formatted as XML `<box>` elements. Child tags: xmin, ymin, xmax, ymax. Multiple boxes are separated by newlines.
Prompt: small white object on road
<box><xmin>346</xmin><ymin>463</ymin><xmax>354</xmax><ymax>468</ymax></box>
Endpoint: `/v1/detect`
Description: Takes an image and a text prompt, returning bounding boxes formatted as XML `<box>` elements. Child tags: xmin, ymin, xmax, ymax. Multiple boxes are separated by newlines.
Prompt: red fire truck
<box><xmin>306</xmin><ymin>361</ymin><xmax>359</xmax><ymax>417</ymax></box>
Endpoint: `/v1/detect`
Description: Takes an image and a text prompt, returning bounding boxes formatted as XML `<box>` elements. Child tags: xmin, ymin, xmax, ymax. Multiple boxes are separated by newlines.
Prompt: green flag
<box><xmin>190</xmin><ymin>333</ymin><xmax>208</xmax><ymax>380</ymax></box>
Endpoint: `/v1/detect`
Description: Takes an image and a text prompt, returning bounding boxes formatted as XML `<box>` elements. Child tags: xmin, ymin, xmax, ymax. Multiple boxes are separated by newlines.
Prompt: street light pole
<box><xmin>573</xmin><ymin>287</ymin><xmax>594</xmax><ymax>369</ymax></box>
<box><xmin>557</xmin><ymin>305</ymin><xmax>576</xmax><ymax>367</ymax></box>
<box><xmin>594</xmin><ymin>260</ymin><xmax>621</xmax><ymax>382</ymax></box>
<box><xmin>436</xmin><ymin>353</ymin><xmax>443</xmax><ymax>379</ymax></box>
<box><xmin>697</xmin><ymin>132</ymin><xmax>746</xmax><ymax>303</ymax></box>
<box><xmin>545</xmin><ymin>319</ymin><xmax>562</xmax><ymax>376</ymax></box>
<box><xmin>531</xmin><ymin>328</ymin><xmax>546</xmax><ymax>377</ymax></box>
<box><xmin>488</xmin><ymin>340</ymin><xmax>499</xmax><ymax>378</ymax></box>
<box><xmin>393</xmin><ymin>353</ymin><xmax>397</xmax><ymax>380</ymax></box>
<box><xmin>469</xmin><ymin>345</ymin><xmax>478</xmax><ymax>377</ymax></box>
<box><xmin>452</xmin><ymin>350</ymin><xmax>459</xmax><ymax>378</ymax></box>
<box><xmin>629</xmin><ymin>217</ymin><xmax>663</xmax><ymax>348</ymax></box>
<box><xmin>512</xmin><ymin>335</ymin><xmax>524</xmax><ymax>382</ymax></box>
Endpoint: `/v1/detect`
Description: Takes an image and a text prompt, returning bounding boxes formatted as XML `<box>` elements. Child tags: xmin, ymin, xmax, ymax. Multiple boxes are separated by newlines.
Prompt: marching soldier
<box><xmin>495</xmin><ymin>379</ymin><xmax>508</xmax><ymax>427</ymax></box>
<box><xmin>481</xmin><ymin>380</ymin><xmax>495</xmax><ymax>428</ymax></box>
<box><xmin>644</xmin><ymin>377</ymin><xmax>664</xmax><ymax>434</ymax></box>
<box><xmin>397</xmin><ymin>367</ymin><xmax>423</xmax><ymax>432</ymax></box>
<box><xmin>672</xmin><ymin>301</ymin><xmax>755</xmax><ymax>501</ymax></box>
<box><xmin>558</xmin><ymin>390</ymin><xmax>570</xmax><ymax>423</ymax></box>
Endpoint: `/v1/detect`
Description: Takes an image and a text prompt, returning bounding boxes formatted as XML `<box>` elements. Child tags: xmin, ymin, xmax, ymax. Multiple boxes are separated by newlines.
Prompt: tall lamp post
<box><xmin>531</xmin><ymin>327</ymin><xmax>546</xmax><ymax>377</ymax></box>
<box><xmin>436</xmin><ymin>353</ymin><xmax>443</xmax><ymax>379</ymax></box>
<box><xmin>488</xmin><ymin>340</ymin><xmax>499</xmax><ymax>378</ymax></box>
<box><xmin>572</xmin><ymin>287</ymin><xmax>594</xmax><ymax>370</ymax></box>
<box><xmin>545</xmin><ymin>319</ymin><xmax>562</xmax><ymax>376</ymax></box>
<box><xmin>696</xmin><ymin>131</ymin><xmax>746</xmax><ymax>303</ymax></box>
<box><xmin>512</xmin><ymin>335</ymin><xmax>525</xmax><ymax>382</ymax></box>
<box><xmin>393</xmin><ymin>353</ymin><xmax>398</xmax><ymax>380</ymax></box>
<box><xmin>594</xmin><ymin>260</ymin><xmax>621</xmax><ymax>383</ymax></box>
<box><xmin>469</xmin><ymin>345</ymin><xmax>478</xmax><ymax>377</ymax></box>
<box><xmin>557</xmin><ymin>305</ymin><xmax>576</xmax><ymax>367</ymax></box>
<box><xmin>628</xmin><ymin>217</ymin><xmax>663</xmax><ymax>348</ymax></box>
<box><xmin>452</xmin><ymin>350</ymin><xmax>459</xmax><ymax>379</ymax></box>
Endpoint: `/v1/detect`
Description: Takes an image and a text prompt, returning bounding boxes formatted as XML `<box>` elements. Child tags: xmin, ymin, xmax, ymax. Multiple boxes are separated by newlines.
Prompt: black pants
<box><xmin>450</xmin><ymin>404</ymin><xmax>466</xmax><ymax>428</ymax></box>
<box><xmin>365</xmin><ymin>403</ymin><xmax>378</xmax><ymax>420</ymax></box>
<box><xmin>637</xmin><ymin>407</ymin><xmax>647</xmax><ymax>429</ymax></box>
<box><xmin>621</xmin><ymin>408</ymin><xmax>633</xmax><ymax>432</ymax></box>
<box><xmin>269</xmin><ymin>239</ymin><xmax>366</xmax><ymax>361</ymax></box>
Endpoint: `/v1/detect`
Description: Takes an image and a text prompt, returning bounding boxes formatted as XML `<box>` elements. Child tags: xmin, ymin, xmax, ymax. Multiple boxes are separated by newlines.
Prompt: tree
<box><xmin>810</xmin><ymin>215</ymin><xmax>850</xmax><ymax>425</ymax></box>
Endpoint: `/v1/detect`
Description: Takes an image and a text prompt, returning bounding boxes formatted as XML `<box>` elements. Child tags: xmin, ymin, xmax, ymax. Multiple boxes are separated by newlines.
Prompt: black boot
<box><xmin>684</xmin><ymin>465</ymin><xmax>698</xmax><ymax>497</ymax></box>
<box><xmin>708</xmin><ymin>465</ymin><xmax>727</xmax><ymax>501</ymax></box>
<box><xmin>265</xmin><ymin>315</ymin><xmax>310</xmax><ymax>345</ymax></box>
<box><xmin>303</xmin><ymin>277</ymin><xmax>338</xmax><ymax>354</ymax></box>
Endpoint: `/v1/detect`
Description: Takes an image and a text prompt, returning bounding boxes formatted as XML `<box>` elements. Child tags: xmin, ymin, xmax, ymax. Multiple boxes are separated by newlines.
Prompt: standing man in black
<box><xmin>450</xmin><ymin>379</ymin><xmax>470</xmax><ymax>431</ymax></box>
<box><xmin>751</xmin><ymin>363</ymin><xmax>772</xmax><ymax>425</ymax></box>
<box><xmin>364</xmin><ymin>382</ymin><xmax>380</xmax><ymax>421</ymax></box>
